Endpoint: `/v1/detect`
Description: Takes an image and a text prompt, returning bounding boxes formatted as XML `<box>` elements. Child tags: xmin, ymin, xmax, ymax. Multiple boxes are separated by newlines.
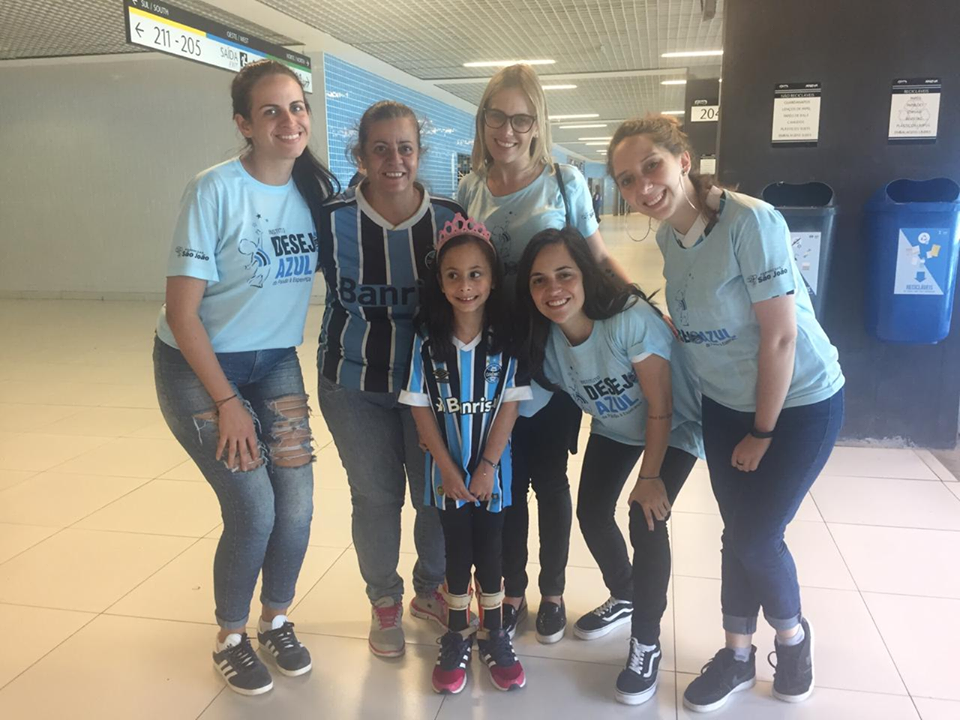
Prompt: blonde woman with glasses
<box><xmin>457</xmin><ymin>64</ymin><xmax>630</xmax><ymax>645</ymax></box>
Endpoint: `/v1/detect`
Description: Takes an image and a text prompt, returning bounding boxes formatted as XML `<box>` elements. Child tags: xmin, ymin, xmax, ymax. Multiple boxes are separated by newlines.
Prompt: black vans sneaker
<box><xmin>573</xmin><ymin>596</ymin><xmax>633</xmax><ymax>640</ymax></box>
<box><xmin>257</xmin><ymin>619</ymin><xmax>312</xmax><ymax>677</ymax></box>
<box><xmin>502</xmin><ymin>598</ymin><xmax>528</xmax><ymax>640</ymax></box>
<box><xmin>213</xmin><ymin>633</ymin><xmax>273</xmax><ymax>696</ymax></box>
<box><xmin>535</xmin><ymin>599</ymin><xmax>566</xmax><ymax>644</ymax></box>
<box><xmin>770</xmin><ymin>618</ymin><xmax>814</xmax><ymax>703</ymax></box>
<box><xmin>682</xmin><ymin>646</ymin><xmax>756</xmax><ymax>713</ymax></box>
<box><xmin>615</xmin><ymin>638</ymin><xmax>662</xmax><ymax>705</ymax></box>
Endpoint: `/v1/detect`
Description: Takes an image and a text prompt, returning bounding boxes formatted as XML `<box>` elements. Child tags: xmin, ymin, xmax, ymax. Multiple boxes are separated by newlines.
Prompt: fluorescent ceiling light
<box><xmin>549</xmin><ymin>113</ymin><xmax>600</xmax><ymax>120</ymax></box>
<box><xmin>543</xmin><ymin>84</ymin><xmax>577</xmax><ymax>90</ymax></box>
<box><xmin>662</xmin><ymin>50</ymin><xmax>723</xmax><ymax>58</ymax></box>
<box><xmin>663</xmin><ymin>110</ymin><xmax>685</xmax><ymax>115</ymax></box>
<box><xmin>578</xmin><ymin>136</ymin><xmax>612</xmax><ymax>141</ymax></box>
<box><xmin>661</xmin><ymin>79</ymin><xmax>687</xmax><ymax>85</ymax></box>
<box><xmin>558</xmin><ymin>123</ymin><xmax>607</xmax><ymax>129</ymax></box>
<box><xmin>464</xmin><ymin>59</ymin><xmax>555</xmax><ymax>67</ymax></box>
<box><xmin>583</xmin><ymin>141</ymin><xmax>608</xmax><ymax>146</ymax></box>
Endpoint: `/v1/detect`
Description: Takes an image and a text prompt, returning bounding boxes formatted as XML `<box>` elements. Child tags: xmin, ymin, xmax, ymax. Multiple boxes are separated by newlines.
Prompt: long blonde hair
<box><xmin>471</xmin><ymin>64</ymin><xmax>553</xmax><ymax>175</ymax></box>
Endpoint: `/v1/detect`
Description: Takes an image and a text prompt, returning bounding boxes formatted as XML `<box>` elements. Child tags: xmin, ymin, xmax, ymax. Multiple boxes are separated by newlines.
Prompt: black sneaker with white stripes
<box><xmin>257</xmin><ymin>619</ymin><xmax>312</xmax><ymax>677</ymax></box>
<box><xmin>615</xmin><ymin>638</ymin><xmax>662</xmax><ymax>705</ymax></box>
<box><xmin>212</xmin><ymin>633</ymin><xmax>273</xmax><ymax>696</ymax></box>
<box><xmin>573</xmin><ymin>597</ymin><xmax>633</xmax><ymax>640</ymax></box>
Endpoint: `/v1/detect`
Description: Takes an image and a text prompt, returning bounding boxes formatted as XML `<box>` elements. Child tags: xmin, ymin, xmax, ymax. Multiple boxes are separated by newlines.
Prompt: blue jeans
<box><xmin>317</xmin><ymin>375</ymin><xmax>444</xmax><ymax>603</ymax></box>
<box><xmin>703</xmin><ymin>390</ymin><xmax>844</xmax><ymax>634</ymax></box>
<box><xmin>154</xmin><ymin>337</ymin><xmax>315</xmax><ymax>631</ymax></box>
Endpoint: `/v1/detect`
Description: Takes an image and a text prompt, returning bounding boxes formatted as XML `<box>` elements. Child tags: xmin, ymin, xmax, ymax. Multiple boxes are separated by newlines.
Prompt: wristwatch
<box><xmin>750</xmin><ymin>427</ymin><xmax>775</xmax><ymax>439</ymax></box>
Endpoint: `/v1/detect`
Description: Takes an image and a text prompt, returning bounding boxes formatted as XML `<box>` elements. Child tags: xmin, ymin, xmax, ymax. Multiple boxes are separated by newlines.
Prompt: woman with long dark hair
<box><xmin>516</xmin><ymin>226</ymin><xmax>702</xmax><ymax>705</ymax></box>
<box><xmin>154</xmin><ymin>59</ymin><xmax>337</xmax><ymax>695</ymax></box>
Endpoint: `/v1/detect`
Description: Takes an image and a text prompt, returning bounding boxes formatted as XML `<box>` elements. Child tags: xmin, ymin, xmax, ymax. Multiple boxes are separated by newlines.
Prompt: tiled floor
<box><xmin>1</xmin><ymin>216</ymin><xmax>959</xmax><ymax>718</ymax></box>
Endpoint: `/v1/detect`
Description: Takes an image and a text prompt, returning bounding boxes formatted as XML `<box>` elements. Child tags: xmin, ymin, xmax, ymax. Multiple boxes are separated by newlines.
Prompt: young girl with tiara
<box><xmin>400</xmin><ymin>214</ymin><xmax>530</xmax><ymax>694</ymax></box>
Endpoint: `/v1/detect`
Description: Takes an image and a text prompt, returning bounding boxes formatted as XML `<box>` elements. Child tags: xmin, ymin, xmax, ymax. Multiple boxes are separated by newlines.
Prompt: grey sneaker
<box><xmin>370</xmin><ymin>597</ymin><xmax>405</xmax><ymax>658</ymax></box>
<box><xmin>257</xmin><ymin>617</ymin><xmax>312</xmax><ymax>677</ymax></box>
<box><xmin>410</xmin><ymin>589</ymin><xmax>448</xmax><ymax>630</ymax></box>
<box><xmin>212</xmin><ymin>633</ymin><xmax>273</xmax><ymax>696</ymax></box>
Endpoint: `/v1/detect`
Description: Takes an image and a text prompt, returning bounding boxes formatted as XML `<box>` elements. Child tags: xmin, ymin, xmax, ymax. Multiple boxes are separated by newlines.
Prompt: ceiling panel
<box><xmin>261</xmin><ymin>0</ymin><xmax>724</xmax><ymax>79</ymax></box>
<box><xmin>260</xmin><ymin>0</ymin><xmax>724</xmax><ymax>159</ymax></box>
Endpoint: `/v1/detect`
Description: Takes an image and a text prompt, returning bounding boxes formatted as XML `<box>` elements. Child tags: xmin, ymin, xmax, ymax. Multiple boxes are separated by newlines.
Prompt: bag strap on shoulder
<box><xmin>554</xmin><ymin>163</ymin><xmax>574</xmax><ymax>228</ymax></box>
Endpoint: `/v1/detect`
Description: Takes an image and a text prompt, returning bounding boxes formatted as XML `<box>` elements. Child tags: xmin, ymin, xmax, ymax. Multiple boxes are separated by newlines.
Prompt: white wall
<box><xmin>0</xmin><ymin>54</ymin><xmax>255</xmax><ymax>298</ymax></box>
<box><xmin>0</xmin><ymin>1</ymin><xmax>478</xmax><ymax>300</ymax></box>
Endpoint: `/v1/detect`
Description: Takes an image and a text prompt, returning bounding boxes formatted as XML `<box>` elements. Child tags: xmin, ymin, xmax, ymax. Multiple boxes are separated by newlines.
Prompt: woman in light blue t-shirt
<box><xmin>609</xmin><ymin>114</ymin><xmax>845</xmax><ymax>713</ymax></box>
<box><xmin>153</xmin><ymin>60</ymin><xmax>337</xmax><ymax>696</ymax></box>
<box><xmin>516</xmin><ymin>226</ymin><xmax>702</xmax><ymax>707</ymax></box>
<box><xmin>457</xmin><ymin>63</ymin><xmax>631</xmax><ymax>644</ymax></box>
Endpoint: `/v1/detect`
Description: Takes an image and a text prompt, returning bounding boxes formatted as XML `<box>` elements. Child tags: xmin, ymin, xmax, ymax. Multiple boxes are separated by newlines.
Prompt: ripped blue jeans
<box><xmin>153</xmin><ymin>337</ymin><xmax>315</xmax><ymax>630</ymax></box>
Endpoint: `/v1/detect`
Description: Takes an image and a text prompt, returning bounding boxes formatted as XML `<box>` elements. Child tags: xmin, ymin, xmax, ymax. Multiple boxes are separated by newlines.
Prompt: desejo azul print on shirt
<box><xmin>156</xmin><ymin>158</ymin><xmax>318</xmax><ymax>353</ymax></box>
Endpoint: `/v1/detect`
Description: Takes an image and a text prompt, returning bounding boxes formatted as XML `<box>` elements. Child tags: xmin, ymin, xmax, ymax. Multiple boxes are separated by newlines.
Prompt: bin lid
<box><xmin>762</xmin><ymin>181</ymin><xmax>835</xmax><ymax>209</ymax></box>
<box><xmin>867</xmin><ymin>177</ymin><xmax>960</xmax><ymax>211</ymax></box>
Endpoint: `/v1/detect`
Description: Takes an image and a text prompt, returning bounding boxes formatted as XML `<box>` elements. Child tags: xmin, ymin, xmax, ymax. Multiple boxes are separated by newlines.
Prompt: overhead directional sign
<box><xmin>123</xmin><ymin>0</ymin><xmax>312</xmax><ymax>92</ymax></box>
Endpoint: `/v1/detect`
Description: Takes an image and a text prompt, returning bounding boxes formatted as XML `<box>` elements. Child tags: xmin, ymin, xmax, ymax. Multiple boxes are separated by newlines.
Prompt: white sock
<box><xmin>259</xmin><ymin>614</ymin><xmax>287</xmax><ymax>633</ymax></box>
<box><xmin>777</xmin><ymin>625</ymin><xmax>805</xmax><ymax>647</ymax></box>
<box><xmin>216</xmin><ymin>632</ymin><xmax>242</xmax><ymax>652</ymax></box>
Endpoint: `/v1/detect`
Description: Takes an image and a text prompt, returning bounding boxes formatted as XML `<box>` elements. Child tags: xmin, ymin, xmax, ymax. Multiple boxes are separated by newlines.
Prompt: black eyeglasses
<box><xmin>482</xmin><ymin>108</ymin><xmax>536</xmax><ymax>134</ymax></box>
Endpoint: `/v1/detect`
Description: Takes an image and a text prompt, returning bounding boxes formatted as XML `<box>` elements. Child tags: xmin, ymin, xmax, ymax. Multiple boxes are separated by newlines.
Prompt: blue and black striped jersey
<box><xmin>316</xmin><ymin>185</ymin><xmax>463</xmax><ymax>392</ymax></box>
<box><xmin>399</xmin><ymin>332</ymin><xmax>532</xmax><ymax>512</ymax></box>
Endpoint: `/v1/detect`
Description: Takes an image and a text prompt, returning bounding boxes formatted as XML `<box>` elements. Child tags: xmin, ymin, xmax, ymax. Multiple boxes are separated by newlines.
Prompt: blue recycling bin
<box><xmin>762</xmin><ymin>182</ymin><xmax>837</xmax><ymax>317</ymax></box>
<box><xmin>865</xmin><ymin>178</ymin><xmax>960</xmax><ymax>344</ymax></box>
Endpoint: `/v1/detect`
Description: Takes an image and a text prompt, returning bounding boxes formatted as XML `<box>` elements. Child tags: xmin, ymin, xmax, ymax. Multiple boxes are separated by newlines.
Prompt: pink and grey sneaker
<box><xmin>412</xmin><ymin>589</ymin><xmax>478</xmax><ymax>630</ymax></box>
<box><xmin>431</xmin><ymin>631</ymin><xmax>473</xmax><ymax>694</ymax></box>
<box><xmin>477</xmin><ymin>628</ymin><xmax>526</xmax><ymax>691</ymax></box>
<box><xmin>410</xmin><ymin>589</ymin><xmax>449</xmax><ymax>630</ymax></box>
<box><xmin>369</xmin><ymin>597</ymin><xmax>405</xmax><ymax>658</ymax></box>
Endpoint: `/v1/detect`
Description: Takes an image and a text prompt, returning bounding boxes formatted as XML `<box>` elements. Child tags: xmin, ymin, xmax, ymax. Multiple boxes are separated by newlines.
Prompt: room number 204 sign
<box><xmin>691</xmin><ymin>105</ymin><xmax>720</xmax><ymax>122</ymax></box>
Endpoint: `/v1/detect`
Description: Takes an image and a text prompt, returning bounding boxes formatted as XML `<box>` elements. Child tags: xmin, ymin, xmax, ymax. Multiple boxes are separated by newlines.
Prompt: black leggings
<box><xmin>576</xmin><ymin>434</ymin><xmax>697</xmax><ymax>644</ymax></box>
<box><xmin>439</xmin><ymin>501</ymin><xmax>505</xmax><ymax>631</ymax></box>
<box><xmin>502</xmin><ymin>392</ymin><xmax>581</xmax><ymax>597</ymax></box>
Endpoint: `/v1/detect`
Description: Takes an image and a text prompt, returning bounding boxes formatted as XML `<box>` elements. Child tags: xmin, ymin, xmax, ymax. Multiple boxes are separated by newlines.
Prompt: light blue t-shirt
<box><xmin>656</xmin><ymin>190</ymin><xmax>845</xmax><ymax>412</ymax></box>
<box><xmin>457</xmin><ymin>163</ymin><xmax>599</xmax><ymax>295</ymax></box>
<box><xmin>156</xmin><ymin>158</ymin><xmax>318</xmax><ymax>353</ymax></box>
<box><xmin>541</xmin><ymin>300</ymin><xmax>704</xmax><ymax>458</ymax></box>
